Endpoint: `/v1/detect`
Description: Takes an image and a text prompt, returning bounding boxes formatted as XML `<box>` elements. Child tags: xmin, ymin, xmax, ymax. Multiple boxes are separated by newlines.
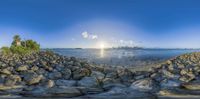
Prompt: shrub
<box><xmin>1</xmin><ymin>47</ymin><xmax>11</xmax><ymax>55</ymax></box>
<box><xmin>21</xmin><ymin>40</ymin><xmax>40</xmax><ymax>51</ymax></box>
<box><xmin>1</xmin><ymin>35</ymin><xmax>40</xmax><ymax>55</ymax></box>
<box><xmin>10</xmin><ymin>46</ymin><xmax>29</xmax><ymax>55</ymax></box>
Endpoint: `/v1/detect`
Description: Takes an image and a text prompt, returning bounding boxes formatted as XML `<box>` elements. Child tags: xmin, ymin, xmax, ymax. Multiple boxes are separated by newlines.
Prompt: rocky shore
<box><xmin>1</xmin><ymin>51</ymin><xmax>200</xmax><ymax>98</ymax></box>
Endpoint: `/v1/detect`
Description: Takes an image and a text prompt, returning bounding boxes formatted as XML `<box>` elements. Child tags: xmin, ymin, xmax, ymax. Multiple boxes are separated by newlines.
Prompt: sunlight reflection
<box><xmin>100</xmin><ymin>48</ymin><xmax>104</xmax><ymax>58</ymax></box>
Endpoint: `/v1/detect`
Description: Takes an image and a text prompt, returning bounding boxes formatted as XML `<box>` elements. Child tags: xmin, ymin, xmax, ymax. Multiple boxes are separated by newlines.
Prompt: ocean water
<box><xmin>49</xmin><ymin>48</ymin><xmax>200</xmax><ymax>67</ymax></box>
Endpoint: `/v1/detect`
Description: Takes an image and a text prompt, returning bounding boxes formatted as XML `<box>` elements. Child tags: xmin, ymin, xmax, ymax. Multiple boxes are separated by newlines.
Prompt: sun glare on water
<box><xmin>100</xmin><ymin>42</ymin><xmax>105</xmax><ymax>49</ymax></box>
<box><xmin>98</xmin><ymin>41</ymin><xmax>107</xmax><ymax>58</ymax></box>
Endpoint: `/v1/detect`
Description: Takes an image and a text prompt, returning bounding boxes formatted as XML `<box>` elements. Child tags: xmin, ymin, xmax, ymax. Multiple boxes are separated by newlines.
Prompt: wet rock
<box><xmin>56</xmin><ymin>79</ymin><xmax>76</xmax><ymax>87</ymax></box>
<box><xmin>78</xmin><ymin>77</ymin><xmax>99</xmax><ymax>88</ymax></box>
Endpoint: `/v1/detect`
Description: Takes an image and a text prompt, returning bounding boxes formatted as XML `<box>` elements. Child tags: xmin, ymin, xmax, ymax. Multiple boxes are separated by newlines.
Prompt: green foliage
<box><xmin>10</xmin><ymin>46</ymin><xmax>29</xmax><ymax>55</ymax></box>
<box><xmin>1</xmin><ymin>47</ymin><xmax>11</xmax><ymax>55</ymax></box>
<box><xmin>21</xmin><ymin>40</ymin><xmax>40</xmax><ymax>51</ymax></box>
<box><xmin>1</xmin><ymin>35</ymin><xmax>40</xmax><ymax>55</ymax></box>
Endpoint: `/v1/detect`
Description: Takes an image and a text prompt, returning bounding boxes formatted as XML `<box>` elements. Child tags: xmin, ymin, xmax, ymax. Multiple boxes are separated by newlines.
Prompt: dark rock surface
<box><xmin>1</xmin><ymin>51</ymin><xmax>200</xmax><ymax>98</ymax></box>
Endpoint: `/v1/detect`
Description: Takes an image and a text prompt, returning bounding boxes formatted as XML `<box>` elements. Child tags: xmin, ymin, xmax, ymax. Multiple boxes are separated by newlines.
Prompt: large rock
<box><xmin>31</xmin><ymin>66</ymin><xmax>39</xmax><ymax>71</ymax></box>
<box><xmin>84</xmin><ymin>87</ymin><xmax>156</xmax><ymax>99</ymax></box>
<box><xmin>46</xmin><ymin>87</ymin><xmax>82</xmax><ymax>98</ymax></box>
<box><xmin>130</xmin><ymin>78</ymin><xmax>159</xmax><ymax>92</ymax></box>
<box><xmin>162</xmin><ymin>70</ymin><xmax>180</xmax><ymax>79</ymax></box>
<box><xmin>91</xmin><ymin>71</ymin><xmax>105</xmax><ymax>81</ymax></box>
<box><xmin>78</xmin><ymin>77</ymin><xmax>99</xmax><ymax>88</ymax></box>
<box><xmin>16</xmin><ymin>65</ymin><xmax>28</xmax><ymax>71</ymax></box>
<box><xmin>61</xmin><ymin>68</ymin><xmax>71</xmax><ymax>79</ymax></box>
<box><xmin>48</xmin><ymin>71</ymin><xmax>62</xmax><ymax>80</ymax></box>
<box><xmin>24</xmin><ymin>73</ymin><xmax>43</xmax><ymax>85</ymax></box>
<box><xmin>56</xmin><ymin>79</ymin><xmax>76</xmax><ymax>87</ymax></box>
<box><xmin>73</xmin><ymin>68</ymin><xmax>91</xmax><ymax>80</ymax></box>
<box><xmin>160</xmin><ymin>79</ymin><xmax>181</xmax><ymax>88</ymax></box>
<box><xmin>4</xmin><ymin>75</ymin><xmax>21</xmax><ymax>86</ymax></box>
<box><xmin>46</xmin><ymin>80</ymin><xmax>55</xmax><ymax>88</ymax></box>
<box><xmin>117</xmin><ymin>68</ymin><xmax>133</xmax><ymax>83</ymax></box>
<box><xmin>0</xmin><ymin>68</ymin><xmax>11</xmax><ymax>75</ymax></box>
<box><xmin>181</xmin><ymin>81</ymin><xmax>200</xmax><ymax>90</ymax></box>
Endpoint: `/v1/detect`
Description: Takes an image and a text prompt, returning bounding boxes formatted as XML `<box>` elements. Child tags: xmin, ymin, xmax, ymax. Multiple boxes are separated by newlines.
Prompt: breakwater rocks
<box><xmin>1</xmin><ymin>51</ymin><xmax>200</xmax><ymax>98</ymax></box>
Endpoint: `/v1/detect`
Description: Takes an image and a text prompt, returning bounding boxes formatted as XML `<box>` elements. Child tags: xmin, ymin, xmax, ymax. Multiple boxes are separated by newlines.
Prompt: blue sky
<box><xmin>1</xmin><ymin>0</ymin><xmax>200</xmax><ymax>48</ymax></box>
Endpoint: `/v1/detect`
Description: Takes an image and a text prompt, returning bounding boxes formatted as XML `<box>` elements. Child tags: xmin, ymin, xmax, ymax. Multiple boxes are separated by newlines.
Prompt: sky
<box><xmin>1</xmin><ymin>0</ymin><xmax>200</xmax><ymax>48</ymax></box>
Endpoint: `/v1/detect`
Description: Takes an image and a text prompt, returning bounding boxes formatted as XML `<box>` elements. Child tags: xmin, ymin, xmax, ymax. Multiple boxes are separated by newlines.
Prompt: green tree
<box><xmin>12</xmin><ymin>35</ymin><xmax>21</xmax><ymax>46</ymax></box>
<box><xmin>22</xmin><ymin>40</ymin><xmax>40</xmax><ymax>51</ymax></box>
<box><xmin>1</xmin><ymin>35</ymin><xmax>40</xmax><ymax>55</ymax></box>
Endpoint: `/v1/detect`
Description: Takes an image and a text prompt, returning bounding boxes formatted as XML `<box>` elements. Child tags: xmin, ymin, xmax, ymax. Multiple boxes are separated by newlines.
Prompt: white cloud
<box><xmin>82</xmin><ymin>31</ymin><xmax>89</xmax><ymax>38</ymax></box>
<box><xmin>91</xmin><ymin>35</ymin><xmax>98</xmax><ymax>39</ymax></box>
<box><xmin>81</xmin><ymin>31</ymin><xmax>98</xmax><ymax>40</ymax></box>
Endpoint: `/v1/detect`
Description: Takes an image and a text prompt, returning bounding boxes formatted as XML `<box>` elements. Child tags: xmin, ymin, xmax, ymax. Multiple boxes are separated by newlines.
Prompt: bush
<box><xmin>21</xmin><ymin>40</ymin><xmax>40</xmax><ymax>51</ymax></box>
<box><xmin>1</xmin><ymin>35</ymin><xmax>40</xmax><ymax>55</ymax></box>
<box><xmin>1</xmin><ymin>47</ymin><xmax>11</xmax><ymax>55</ymax></box>
<box><xmin>10</xmin><ymin>46</ymin><xmax>29</xmax><ymax>55</ymax></box>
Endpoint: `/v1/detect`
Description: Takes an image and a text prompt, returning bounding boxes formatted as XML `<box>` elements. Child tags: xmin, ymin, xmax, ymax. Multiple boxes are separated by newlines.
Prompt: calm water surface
<box><xmin>49</xmin><ymin>49</ymin><xmax>200</xmax><ymax>67</ymax></box>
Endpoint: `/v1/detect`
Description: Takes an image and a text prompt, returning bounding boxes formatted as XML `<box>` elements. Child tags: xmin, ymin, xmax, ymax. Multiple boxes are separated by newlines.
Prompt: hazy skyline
<box><xmin>1</xmin><ymin>0</ymin><xmax>200</xmax><ymax>48</ymax></box>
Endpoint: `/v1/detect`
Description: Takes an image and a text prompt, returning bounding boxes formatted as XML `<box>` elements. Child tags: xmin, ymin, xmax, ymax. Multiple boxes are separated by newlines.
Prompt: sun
<box><xmin>97</xmin><ymin>41</ymin><xmax>107</xmax><ymax>49</ymax></box>
<box><xmin>100</xmin><ymin>42</ymin><xmax>105</xmax><ymax>49</ymax></box>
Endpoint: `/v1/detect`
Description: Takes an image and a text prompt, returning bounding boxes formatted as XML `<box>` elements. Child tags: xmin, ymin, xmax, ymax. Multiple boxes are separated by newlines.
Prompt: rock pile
<box><xmin>1</xmin><ymin>51</ymin><xmax>200</xmax><ymax>98</ymax></box>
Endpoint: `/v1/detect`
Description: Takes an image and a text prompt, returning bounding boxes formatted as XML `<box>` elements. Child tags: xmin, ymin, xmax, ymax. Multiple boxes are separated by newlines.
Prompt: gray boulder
<box><xmin>4</xmin><ymin>75</ymin><xmax>21</xmax><ymax>86</ymax></box>
<box><xmin>130</xmin><ymin>78</ymin><xmax>159</xmax><ymax>92</ymax></box>
<box><xmin>48</xmin><ymin>71</ymin><xmax>62</xmax><ymax>80</ymax></box>
<box><xmin>61</xmin><ymin>68</ymin><xmax>71</xmax><ymax>79</ymax></box>
<box><xmin>24</xmin><ymin>73</ymin><xmax>43</xmax><ymax>85</ymax></box>
<box><xmin>46</xmin><ymin>80</ymin><xmax>55</xmax><ymax>88</ymax></box>
<box><xmin>91</xmin><ymin>71</ymin><xmax>105</xmax><ymax>81</ymax></box>
<box><xmin>56</xmin><ymin>79</ymin><xmax>76</xmax><ymax>87</ymax></box>
<box><xmin>0</xmin><ymin>68</ymin><xmax>11</xmax><ymax>75</ymax></box>
<box><xmin>78</xmin><ymin>77</ymin><xmax>99</xmax><ymax>88</ymax></box>
<box><xmin>160</xmin><ymin>79</ymin><xmax>181</xmax><ymax>88</ymax></box>
<box><xmin>16</xmin><ymin>65</ymin><xmax>28</xmax><ymax>71</ymax></box>
<box><xmin>46</xmin><ymin>87</ymin><xmax>83</xmax><ymax>98</ymax></box>
<box><xmin>73</xmin><ymin>68</ymin><xmax>91</xmax><ymax>80</ymax></box>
